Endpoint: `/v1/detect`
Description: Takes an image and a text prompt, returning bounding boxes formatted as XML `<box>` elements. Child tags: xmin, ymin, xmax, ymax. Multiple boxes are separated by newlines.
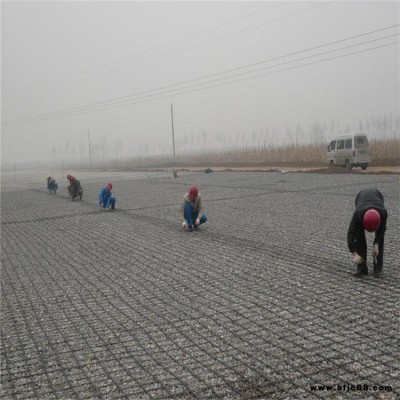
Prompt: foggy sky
<box><xmin>1</xmin><ymin>1</ymin><xmax>399</xmax><ymax>165</ymax></box>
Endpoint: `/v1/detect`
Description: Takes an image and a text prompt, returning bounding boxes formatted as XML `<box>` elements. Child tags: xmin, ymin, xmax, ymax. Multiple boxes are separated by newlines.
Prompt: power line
<box><xmin>3</xmin><ymin>26</ymin><xmax>398</xmax><ymax>126</ymax></box>
<box><xmin>3</xmin><ymin>1</ymin><xmax>294</xmax><ymax>98</ymax></box>
<box><xmin>4</xmin><ymin>39</ymin><xmax>397</xmax><ymax>126</ymax></box>
<box><xmin>61</xmin><ymin>40</ymin><xmax>400</xmax><ymax>119</ymax></box>
<box><xmin>23</xmin><ymin>25</ymin><xmax>399</xmax><ymax>116</ymax></box>
<box><xmin>74</xmin><ymin>1</ymin><xmax>328</xmax><ymax>83</ymax></box>
<box><xmin>4</xmin><ymin>1</ymin><xmax>334</xmax><ymax>99</ymax></box>
<box><xmin>21</xmin><ymin>35</ymin><xmax>400</xmax><ymax>119</ymax></box>
<box><xmin>5</xmin><ymin>41</ymin><xmax>398</xmax><ymax>124</ymax></box>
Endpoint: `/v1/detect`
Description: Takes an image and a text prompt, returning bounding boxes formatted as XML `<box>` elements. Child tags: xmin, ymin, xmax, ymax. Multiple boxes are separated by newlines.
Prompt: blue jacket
<box><xmin>98</xmin><ymin>187</ymin><xmax>113</xmax><ymax>206</ymax></box>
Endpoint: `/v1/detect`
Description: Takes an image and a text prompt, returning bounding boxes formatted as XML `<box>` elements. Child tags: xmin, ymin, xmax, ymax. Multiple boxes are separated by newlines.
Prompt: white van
<box><xmin>326</xmin><ymin>133</ymin><xmax>371</xmax><ymax>170</ymax></box>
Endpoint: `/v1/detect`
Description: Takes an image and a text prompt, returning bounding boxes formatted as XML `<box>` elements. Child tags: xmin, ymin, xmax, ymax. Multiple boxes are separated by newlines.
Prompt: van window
<box><xmin>345</xmin><ymin>139</ymin><xmax>352</xmax><ymax>149</ymax></box>
<box><xmin>328</xmin><ymin>140</ymin><xmax>336</xmax><ymax>151</ymax></box>
<box><xmin>355</xmin><ymin>136</ymin><xmax>369</xmax><ymax>148</ymax></box>
<box><xmin>337</xmin><ymin>140</ymin><xmax>345</xmax><ymax>150</ymax></box>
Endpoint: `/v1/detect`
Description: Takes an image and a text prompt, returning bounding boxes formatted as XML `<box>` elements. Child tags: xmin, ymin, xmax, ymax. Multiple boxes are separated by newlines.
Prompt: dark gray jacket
<box><xmin>347</xmin><ymin>188</ymin><xmax>387</xmax><ymax>253</ymax></box>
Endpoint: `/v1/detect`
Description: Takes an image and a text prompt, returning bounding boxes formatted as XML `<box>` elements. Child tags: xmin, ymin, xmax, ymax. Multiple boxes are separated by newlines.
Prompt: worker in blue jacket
<box><xmin>98</xmin><ymin>182</ymin><xmax>116</xmax><ymax>211</ymax></box>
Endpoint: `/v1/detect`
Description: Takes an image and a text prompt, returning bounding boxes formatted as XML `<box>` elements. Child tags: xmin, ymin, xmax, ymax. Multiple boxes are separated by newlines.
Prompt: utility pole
<box><xmin>170</xmin><ymin>104</ymin><xmax>177</xmax><ymax>178</ymax></box>
<box><xmin>88</xmin><ymin>130</ymin><xmax>93</xmax><ymax>170</ymax></box>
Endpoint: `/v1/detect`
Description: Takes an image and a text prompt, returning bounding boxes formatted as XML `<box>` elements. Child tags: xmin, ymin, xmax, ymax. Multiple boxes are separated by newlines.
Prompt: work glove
<box><xmin>195</xmin><ymin>218</ymin><xmax>200</xmax><ymax>226</ymax></box>
<box><xmin>372</xmin><ymin>243</ymin><xmax>379</xmax><ymax>258</ymax></box>
<box><xmin>352</xmin><ymin>253</ymin><xmax>364</xmax><ymax>265</ymax></box>
<box><xmin>182</xmin><ymin>221</ymin><xmax>188</xmax><ymax>230</ymax></box>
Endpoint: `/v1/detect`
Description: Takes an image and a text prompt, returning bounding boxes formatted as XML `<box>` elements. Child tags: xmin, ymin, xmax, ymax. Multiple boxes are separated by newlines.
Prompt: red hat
<box><xmin>189</xmin><ymin>186</ymin><xmax>198</xmax><ymax>199</ymax></box>
<box><xmin>106</xmin><ymin>182</ymin><xmax>112</xmax><ymax>191</ymax></box>
<box><xmin>363</xmin><ymin>209</ymin><xmax>381</xmax><ymax>232</ymax></box>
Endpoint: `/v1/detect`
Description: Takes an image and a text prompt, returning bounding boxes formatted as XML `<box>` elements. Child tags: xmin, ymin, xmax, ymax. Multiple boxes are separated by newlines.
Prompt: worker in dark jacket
<box><xmin>347</xmin><ymin>188</ymin><xmax>387</xmax><ymax>277</ymax></box>
<box><xmin>46</xmin><ymin>176</ymin><xmax>58</xmax><ymax>194</ymax></box>
<box><xmin>66</xmin><ymin>174</ymin><xmax>83</xmax><ymax>201</ymax></box>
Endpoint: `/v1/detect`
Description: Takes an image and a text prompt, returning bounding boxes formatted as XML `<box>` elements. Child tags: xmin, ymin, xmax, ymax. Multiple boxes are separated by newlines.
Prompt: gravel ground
<box><xmin>1</xmin><ymin>171</ymin><xmax>399</xmax><ymax>399</ymax></box>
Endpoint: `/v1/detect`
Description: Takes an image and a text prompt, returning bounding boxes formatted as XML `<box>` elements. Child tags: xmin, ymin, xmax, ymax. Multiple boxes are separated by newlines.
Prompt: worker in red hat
<box><xmin>66</xmin><ymin>175</ymin><xmax>83</xmax><ymax>201</ymax></box>
<box><xmin>181</xmin><ymin>185</ymin><xmax>207</xmax><ymax>231</ymax></box>
<box><xmin>348</xmin><ymin>188</ymin><xmax>387</xmax><ymax>277</ymax></box>
<box><xmin>98</xmin><ymin>182</ymin><xmax>115</xmax><ymax>211</ymax></box>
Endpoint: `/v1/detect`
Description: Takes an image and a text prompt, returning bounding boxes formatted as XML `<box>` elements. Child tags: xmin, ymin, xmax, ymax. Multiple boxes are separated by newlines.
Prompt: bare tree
<box><xmin>183</xmin><ymin>134</ymin><xmax>188</xmax><ymax>151</ymax></box>
<box><xmin>201</xmin><ymin>129</ymin><xmax>208</xmax><ymax>153</ymax></box>
<box><xmin>79</xmin><ymin>143</ymin><xmax>85</xmax><ymax>161</ymax></box>
<box><xmin>295</xmin><ymin>124</ymin><xmax>303</xmax><ymax>146</ymax></box>
<box><xmin>286</xmin><ymin>127</ymin><xmax>293</xmax><ymax>146</ymax></box>
<box><xmin>113</xmin><ymin>138</ymin><xmax>123</xmax><ymax>158</ymax></box>
<box><xmin>64</xmin><ymin>140</ymin><xmax>70</xmax><ymax>158</ymax></box>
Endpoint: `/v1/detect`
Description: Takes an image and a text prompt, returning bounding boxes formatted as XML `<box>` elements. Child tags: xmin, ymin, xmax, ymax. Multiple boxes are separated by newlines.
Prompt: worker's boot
<box><xmin>353</xmin><ymin>264</ymin><xmax>368</xmax><ymax>277</ymax></box>
<box><xmin>374</xmin><ymin>264</ymin><xmax>383</xmax><ymax>277</ymax></box>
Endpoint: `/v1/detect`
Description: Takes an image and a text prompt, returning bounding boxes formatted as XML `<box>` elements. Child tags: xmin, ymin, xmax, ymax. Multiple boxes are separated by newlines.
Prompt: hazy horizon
<box><xmin>2</xmin><ymin>1</ymin><xmax>399</xmax><ymax>165</ymax></box>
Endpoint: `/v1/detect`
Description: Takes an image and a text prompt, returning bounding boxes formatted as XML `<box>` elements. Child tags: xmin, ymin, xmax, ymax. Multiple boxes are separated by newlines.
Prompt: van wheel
<box><xmin>329</xmin><ymin>160</ymin><xmax>335</xmax><ymax>168</ymax></box>
<box><xmin>361</xmin><ymin>164</ymin><xmax>368</xmax><ymax>170</ymax></box>
<box><xmin>345</xmin><ymin>159</ymin><xmax>352</xmax><ymax>170</ymax></box>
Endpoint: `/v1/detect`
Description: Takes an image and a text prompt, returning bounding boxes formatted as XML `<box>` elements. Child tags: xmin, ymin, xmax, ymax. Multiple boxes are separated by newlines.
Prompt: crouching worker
<box><xmin>348</xmin><ymin>188</ymin><xmax>387</xmax><ymax>277</ymax></box>
<box><xmin>99</xmin><ymin>182</ymin><xmax>116</xmax><ymax>211</ymax></box>
<box><xmin>46</xmin><ymin>176</ymin><xmax>58</xmax><ymax>194</ymax></box>
<box><xmin>181</xmin><ymin>185</ymin><xmax>207</xmax><ymax>231</ymax></box>
<box><xmin>67</xmin><ymin>174</ymin><xmax>83</xmax><ymax>201</ymax></box>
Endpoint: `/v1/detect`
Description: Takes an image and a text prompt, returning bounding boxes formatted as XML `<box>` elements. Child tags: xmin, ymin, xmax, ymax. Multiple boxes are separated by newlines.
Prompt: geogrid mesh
<box><xmin>1</xmin><ymin>172</ymin><xmax>399</xmax><ymax>399</ymax></box>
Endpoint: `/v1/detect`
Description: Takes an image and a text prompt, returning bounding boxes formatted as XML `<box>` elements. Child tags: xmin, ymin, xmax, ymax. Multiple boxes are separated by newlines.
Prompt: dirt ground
<box><xmin>141</xmin><ymin>165</ymin><xmax>400</xmax><ymax>174</ymax></box>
